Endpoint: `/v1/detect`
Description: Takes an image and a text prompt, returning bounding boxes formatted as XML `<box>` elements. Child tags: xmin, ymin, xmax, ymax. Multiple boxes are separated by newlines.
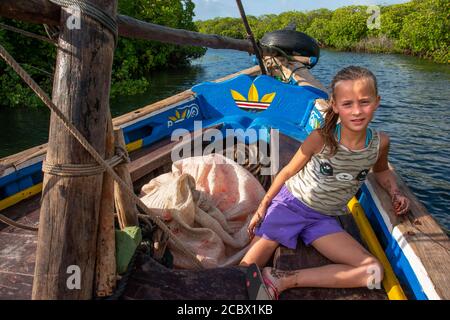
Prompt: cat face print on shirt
<box><xmin>320</xmin><ymin>161</ymin><xmax>333</xmax><ymax>176</ymax></box>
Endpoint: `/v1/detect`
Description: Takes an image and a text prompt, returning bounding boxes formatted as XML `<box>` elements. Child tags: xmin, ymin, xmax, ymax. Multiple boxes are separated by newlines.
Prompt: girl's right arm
<box><xmin>248</xmin><ymin>130</ymin><xmax>323</xmax><ymax>236</ymax></box>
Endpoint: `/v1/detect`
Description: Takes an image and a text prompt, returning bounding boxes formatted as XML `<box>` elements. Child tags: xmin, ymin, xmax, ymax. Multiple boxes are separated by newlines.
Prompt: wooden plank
<box><xmin>265</xmin><ymin>56</ymin><xmax>328</xmax><ymax>92</ymax></box>
<box><xmin>128</xmin><ymin>139</ymin><xmax>177</xmax><ymax>183</ymax></box>
<box><xmin>212</xmin><ymin>65</ymin><xmax>260</xmax><ymax>83</ymax></box>
<box><xmin>0</xmin><ymin>231</ymin><xmax>37</xmax><ymax>300</ymax></box>
<box><xmin>128</xmin><ymin>123</ymin><xmax>224</xmax><ymax>183</ymax></box>
<box><xmin>113</xmin><ymin>90</ymin><xmax>195</xmax><ymax>127</ymax></box>
<box><xmin>366</xmin><ymin>169</ymin><xmax>450</xmax><ymax>299</ymax></box>
<box><xmin>95</xmin><ymin>113</ymin><xmax>117</xmax><ymax>297</ymax></box>
<box><xmin>0</xmin><ymin>232</ymin><xmax>37</xmax><ymax>274</ymax></box>
<box><xmin>0</xmin><ymin>273</ymin><xmax>33</xmax><ymax>300</ymax></box>
<box><xmin>0</xmin><ymin>143</ymin><xmax>47</xmax><ymax>174</ymax></box>
<box><xmin>0</xmin><ymin>195</ymin><xmax>40</xmax><ymax>232</ymax></box>
<box><xmin>273</xmin><ymin>241</ymin><xmax>387</xmax><ymax>300</ymax></box>
<box><xmin>114</xmin><ymin>129</ymin><xmax>139</xmax><ymax>229</ymax></box>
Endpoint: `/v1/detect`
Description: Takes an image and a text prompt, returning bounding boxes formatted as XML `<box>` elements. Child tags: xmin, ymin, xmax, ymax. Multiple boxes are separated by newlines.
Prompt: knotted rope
<box><xmin>0</xmin><ymin>44</ymin><xmax>203</xmax><ymax>269</ymax></box>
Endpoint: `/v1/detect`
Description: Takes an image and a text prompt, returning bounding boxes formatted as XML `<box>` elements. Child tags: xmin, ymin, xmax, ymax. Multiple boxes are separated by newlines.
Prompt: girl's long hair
<box><xmin>320</xmin><ymin>66</ymin><xmax>378</xmax><ymax>156</ymax></box>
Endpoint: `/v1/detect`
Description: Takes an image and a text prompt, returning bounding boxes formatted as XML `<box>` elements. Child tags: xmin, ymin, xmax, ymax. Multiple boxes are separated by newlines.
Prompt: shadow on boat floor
<box><xmin>121</xmin><ymin>246</ymin><xmax>387</xmax><ymax>300</ymax></box>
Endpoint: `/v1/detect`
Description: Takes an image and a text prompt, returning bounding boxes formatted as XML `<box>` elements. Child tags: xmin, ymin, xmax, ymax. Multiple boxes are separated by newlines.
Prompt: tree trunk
<box><xmin>32</xmin><ymin>0</ymin><xmax>117</xmax><ymax>299</ymax></box>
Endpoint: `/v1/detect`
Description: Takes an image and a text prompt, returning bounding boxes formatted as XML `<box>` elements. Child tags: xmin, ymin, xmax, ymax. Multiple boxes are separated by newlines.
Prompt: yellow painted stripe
<box><xmin>0</xmin><ymin>183</ymin><xmax>43</xmax><ymax>211</ymax></box>
<box><xmin>126</xmin><ymin>139</ymin><xmax>143</xmax><ymax>153</ymax></box>
<box><xmin>348</xmin><ymin>197</ymin><xmax>407</xmax><ymax>300</ymax></box>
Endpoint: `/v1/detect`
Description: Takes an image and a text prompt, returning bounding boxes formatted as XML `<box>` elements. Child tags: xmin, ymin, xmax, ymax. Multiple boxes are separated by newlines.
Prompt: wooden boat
<box><xmin>1</xmin><ymin>58</ymin><xmax>449</xmax><ymax>300</ymax></box>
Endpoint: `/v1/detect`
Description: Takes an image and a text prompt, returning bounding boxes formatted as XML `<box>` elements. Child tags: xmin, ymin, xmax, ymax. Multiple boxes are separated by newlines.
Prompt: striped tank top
<box><xmin>285</xmin><ymin>128</ymin><xmax>380</xmax><ymax>216</ymax></box>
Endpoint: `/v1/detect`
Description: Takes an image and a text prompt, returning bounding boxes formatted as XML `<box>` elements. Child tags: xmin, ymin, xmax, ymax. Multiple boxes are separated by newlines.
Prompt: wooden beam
<box><xmin>113</xmin><ymin>129</ymin><xmax>139</xmax><ymax>229</ymax></box>
<box><xmin>0</xmin><ymin>0</ymin><xmax>266</xmax><ymax>55</ymax></box>
<box><xmin>32</xmin><ymin>0</ymin><xmax>117</xmax><ymax>299</ymax></box>
<box><xmin>264</xmin><ymin>56</ymin><xmax>328</xmax><ymax>92</ymax></box>
<box><xmin>95</xmin><ymin>113</ymin><xmax>117</xmax><ymax>297</ymax></box>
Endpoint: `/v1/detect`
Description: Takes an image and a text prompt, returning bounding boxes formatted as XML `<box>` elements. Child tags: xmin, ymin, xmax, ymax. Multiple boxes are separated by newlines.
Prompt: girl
<box><xmin>240</xmin><ymin>66</ymin><xmax>410</xmax><ymax>299</ymax></box>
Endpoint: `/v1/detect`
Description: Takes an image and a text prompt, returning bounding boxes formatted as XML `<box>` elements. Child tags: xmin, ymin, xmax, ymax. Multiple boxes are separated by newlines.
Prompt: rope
<box><xmin>42</xmin><ymin>151</ymin><xmax>127</xmax><ymax>177</ymax></box>
<box><xmin>0</xmin><ymin>44</ymin><xmax>202</xmax><ymax>270</ymax></box>
<box><xmin>49</xmin><ymin>0</ymin><xmax>118</xmax><ymax>45</ymax></box>
<box><xmin>0</xmin><ymin>214</ymin><xmax>38</xmax><ymax>231</ymax></box>
<box><xmin>0</xmin><ymin>23</ymin><xmax>57</xmax><ymax>46</ymax></box>
<box><xmin>20</xmin><ymin>63</ymin><xmax>53</xmax><ymax>77</ymax></box>
<box><xmin>43</xmin><ymin>25</ymin><xmax>60</xmax><ymax>42</ymax></box>
<box><xmin>288</xmin><ymin>64</ymin><xmax>307</xmax><ymax>84</ymax></box>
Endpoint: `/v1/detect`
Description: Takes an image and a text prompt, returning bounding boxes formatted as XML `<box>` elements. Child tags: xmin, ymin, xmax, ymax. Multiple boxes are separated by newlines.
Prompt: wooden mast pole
<box><xmin>32</xmin><ymin>0</ymin><xmax>117</xmax><ymax>299</ymax></box>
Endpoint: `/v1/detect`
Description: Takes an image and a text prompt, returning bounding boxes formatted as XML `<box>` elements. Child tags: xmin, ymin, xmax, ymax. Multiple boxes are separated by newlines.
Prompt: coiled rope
<box><xmin>49</xmin><ymin>0</ymin><xmax>118</xmax><ymax>45</ymax></box>
<box><xmin>0</xmin><ymin>44</ymin><xmax>202</xmax><ymax>269</ymax></box>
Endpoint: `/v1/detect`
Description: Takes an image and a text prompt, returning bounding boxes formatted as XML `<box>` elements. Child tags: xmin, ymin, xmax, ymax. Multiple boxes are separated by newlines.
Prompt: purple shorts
<box><xmin>255</xmin><ymin>185</ymin><xmax>344</xmax><ymax>249</ymax></box>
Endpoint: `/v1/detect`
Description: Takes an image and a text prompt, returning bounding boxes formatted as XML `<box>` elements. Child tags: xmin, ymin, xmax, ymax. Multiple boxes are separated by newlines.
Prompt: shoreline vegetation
<box><xmin>196</xmin><ymin>0</ymin><xmax>449</xmax><ymax>64</ymax></box>
<box><xmin>0</xmin><ymin>0</ymin><xmax>448</xmax><ymax>109</ymax></box>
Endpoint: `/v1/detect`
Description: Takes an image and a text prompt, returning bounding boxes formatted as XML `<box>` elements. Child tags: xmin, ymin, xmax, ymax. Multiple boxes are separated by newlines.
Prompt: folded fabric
<box><xmin>140</xmin><ymin>153</ymin><xmax>266</xmax><ymax>269</ymax></box>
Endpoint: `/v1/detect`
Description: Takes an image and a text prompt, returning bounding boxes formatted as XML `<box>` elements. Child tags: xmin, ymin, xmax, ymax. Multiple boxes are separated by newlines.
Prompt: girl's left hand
<box><xmin>392</xmin><ymin>192</ymin><xmax>410</xmax><ymax>215</ymax></box>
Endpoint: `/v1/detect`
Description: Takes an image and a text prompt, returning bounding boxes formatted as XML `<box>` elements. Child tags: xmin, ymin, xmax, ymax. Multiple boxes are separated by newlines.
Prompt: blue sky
<box><xmin>192</xmin><ymin>0</ymin><xmax>412</xmax><ymax>20</ymax></box>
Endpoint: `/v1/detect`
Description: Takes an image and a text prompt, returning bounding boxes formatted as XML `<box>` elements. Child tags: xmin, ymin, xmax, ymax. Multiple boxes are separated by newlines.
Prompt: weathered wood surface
<box><xmin>114</xmin><ymin>129</ymin><xmax>139</xmax><ymax>229</ymax></box>
<box><xmin>32</xmin><ymin>0</ymin><xmax>117</xmax><ymax>299</ymax></box>
<box><xmin>270</xmin><ymin>131</ymin><xmax>386</xmax><ymax>300</ymax></box>
<box><xmin>273</xmin><ymin>240</ymin><xmax>387</xmax><ymax>300</ymax></box>
<box><xmin>121</xmin><ymin>255</ymin><xmax>248</xmax><ymax>300</ymax></box>
<box><xmin>0</xmin><ymin>206</ymin><xmax>39</xmax><ymax>300</ymax></box>
<box><xmin>95</xmin><ymin>114</ymin><xmax>117</xmax><ymax>297</ymax></box>
<box><xmin>366</xmin><ymin>170</ymin><xmax>450</xmax><ymax>300</ymax></box>
<box><xmin>0</xmin><ymin>143</ymin><xmax>47</xmax><ymax>175</ymax></box>
<box><xmin>0</xmin><ymin>0</ymin><xmax>271</xmax><ymax>56</ymax></box>
<box><xmin>128</xmin><ymin>123</ymin><xmax>223</xmax><ymax>183</ymax></box>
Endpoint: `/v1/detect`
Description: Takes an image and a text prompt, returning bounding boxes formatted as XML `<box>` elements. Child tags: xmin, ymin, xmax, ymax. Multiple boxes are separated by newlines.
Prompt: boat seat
<box><xmin>193</xmin><ymin>74</ymin><xmax>327</xmax><ymax>144</ymax></box>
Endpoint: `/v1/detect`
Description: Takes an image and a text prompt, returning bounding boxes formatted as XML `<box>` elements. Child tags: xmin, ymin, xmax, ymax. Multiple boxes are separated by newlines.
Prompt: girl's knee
<box><xmin>239</xmin><ymin>237</ymin><xmax>279</xmax><ymax>267</ymax></box>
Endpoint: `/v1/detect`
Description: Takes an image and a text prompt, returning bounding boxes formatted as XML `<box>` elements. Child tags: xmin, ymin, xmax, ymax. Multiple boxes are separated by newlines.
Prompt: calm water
<box><xmin>1</xmin><ymin>49</ymin><xmax>449</xmax><ymax>230</ymax></box>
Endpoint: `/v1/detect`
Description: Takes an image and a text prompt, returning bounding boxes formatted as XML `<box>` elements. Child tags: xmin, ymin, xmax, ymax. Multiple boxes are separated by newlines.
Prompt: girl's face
<box><xmin>332</xmin><ymin>78</ymin><xmax>380</xmax><ymax>133</ymax></box>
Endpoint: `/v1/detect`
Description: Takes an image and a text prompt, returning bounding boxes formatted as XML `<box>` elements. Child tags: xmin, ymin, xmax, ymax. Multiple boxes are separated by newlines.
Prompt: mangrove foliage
<box><xmin>0</xmin><ymin>0</ymin><xmax>206</xmax><ymax>108</ymax></box>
